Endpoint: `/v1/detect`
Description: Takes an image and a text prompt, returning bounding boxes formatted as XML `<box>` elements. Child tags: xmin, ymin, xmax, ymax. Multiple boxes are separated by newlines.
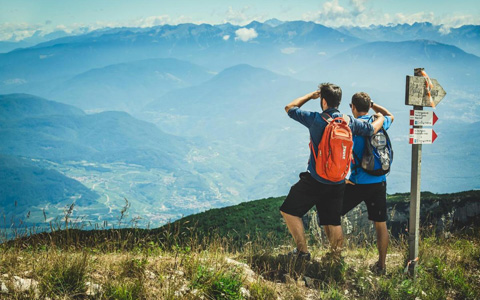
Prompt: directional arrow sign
<box><xmin>409</xmin><ymin>128</ymin><xmax>438</xmax><ymax>144</ymax></box>
<box><xmin>405</xmin><ymin>76</ymin><xmax>447</xmax><ymax>107</ymax></box>
<box><xmin>409</xmin><ymin>110</ymin><xmax>438</xmax><ymax>126</ymax></box>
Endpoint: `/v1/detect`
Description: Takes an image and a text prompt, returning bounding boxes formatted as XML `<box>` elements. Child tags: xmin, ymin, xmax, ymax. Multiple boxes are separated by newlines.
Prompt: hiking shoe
<box><xmin>370</xmin><ymin>261</ymin><xmax>386</xmax><ymax>276</ymax></box>
<box><xmin>287</xmin><ymin>248</ymin><xmax>311</xmax><ymax>261</ymax></box>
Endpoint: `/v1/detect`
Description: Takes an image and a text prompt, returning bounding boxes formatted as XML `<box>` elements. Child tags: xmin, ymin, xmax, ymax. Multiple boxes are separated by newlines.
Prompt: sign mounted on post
<box><xmin>409</xmin><ymin>128</ymin><xmax>438</xmax><ymax>144</ymax></box>
<box><xmin>405</xmin><ymin>68</ymin><xmax>446</xmax><ymax>277</ymax></box>
<box><xmin>405</xmin><ymin>76</ymin><xmax>446</xmax><ymax>107</ymax></box>
<box><xmin>410</xmin><ymin>110</ymin><xmax>438</xmax><ymax>126</ymax></box>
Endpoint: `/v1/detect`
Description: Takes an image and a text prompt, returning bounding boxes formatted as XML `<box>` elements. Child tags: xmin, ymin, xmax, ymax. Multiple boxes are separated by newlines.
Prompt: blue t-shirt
<box><xmin>288</xmin><ymin>107</ymin><xmax>374</xmax><ymax>184</ymax></box>
<box><xmin>348</xmin><ymin>115</ymin><xmax>393</xmax><ymax>184</ymax></box>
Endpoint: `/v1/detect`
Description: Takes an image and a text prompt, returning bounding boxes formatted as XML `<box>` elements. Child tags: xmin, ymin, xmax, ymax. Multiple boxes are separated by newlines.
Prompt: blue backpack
<box><xmin>354</xmin><ymin>117</ymin><xmax>393</xmax><ymax>176</ymax></box>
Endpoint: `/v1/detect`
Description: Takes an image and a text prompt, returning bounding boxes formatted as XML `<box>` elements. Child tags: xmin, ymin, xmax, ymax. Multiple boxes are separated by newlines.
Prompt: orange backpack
<box><xmin>309</xmin><ymin>113</ymin><xmax>353</xmax><ymax>182</ymax></box>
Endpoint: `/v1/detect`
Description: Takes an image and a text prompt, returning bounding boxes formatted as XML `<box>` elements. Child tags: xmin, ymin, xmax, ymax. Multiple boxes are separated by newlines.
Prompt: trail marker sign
<box><xmin>409</xmin><ymin>128</ymin><xmax>438</xmax><ymax>144</ymax></box>
<box><xmin>406</xmin><ymin>68</ymin><xmax>446</xmax><ymax>277</ymax></box>
<box><xmin>409</xmin><ymin>110</ymin><xmax>438</xmax><ymax>126</ymax></box>
<box><xmin>405</xmin><ymin>76</ymin><xmax>446</xmax><ymax>107</ymax></box>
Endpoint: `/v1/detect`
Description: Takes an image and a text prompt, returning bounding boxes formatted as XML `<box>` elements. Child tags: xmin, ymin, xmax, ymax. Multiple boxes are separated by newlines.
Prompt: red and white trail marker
<box><xmin>409</xmin><ymin>110</ymin><xmax>438</xmax><ymax>126</ymax></box>
<box><xmin>409</xmin><ymin>128</ymin><xmax>438</xmax><ymax>144</ymax></box>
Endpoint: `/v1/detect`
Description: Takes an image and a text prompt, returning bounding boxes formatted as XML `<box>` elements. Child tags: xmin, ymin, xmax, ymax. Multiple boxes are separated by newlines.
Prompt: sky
<box><xmin>0</xmin><ymin>0</ymin><xmax>479</xmax><ymax>41</ymax></box>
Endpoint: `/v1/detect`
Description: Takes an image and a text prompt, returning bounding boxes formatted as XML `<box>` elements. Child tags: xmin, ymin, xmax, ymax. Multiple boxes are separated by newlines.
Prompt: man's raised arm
<box><xmin>351</xmin><ymin>112</ymin><xmax>385</xmax><ymax>136</ymax></box>
<box><xmin>285</xmin><ymin>91</ymin><xmax>320</xmax><ymax>113</ymax></box>
<box><xmin>371</xmin><ymin>102</ymin><xmax>395</xmax><ymax>123</ymax></box>
<box><xmin>371</xmin><ymin>112</ymin><xmax>385</xmax><ymax>134</ymax></box>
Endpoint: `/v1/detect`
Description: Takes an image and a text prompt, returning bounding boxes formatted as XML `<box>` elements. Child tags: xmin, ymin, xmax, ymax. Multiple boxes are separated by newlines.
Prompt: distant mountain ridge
<box><xmin>0</xmin><ymin>154</ymin><xmax>99</xmax><ymax>223</ymax></box>
<box><xmin>338</xmin><ymin>22</ymin><xmax>480</xmax><ymax>56</ymax></box>
<box><xmin>0</xmin><ymin>93</ymin><xmax>85</xmax><ymax>120</ymax></box>
<box><xmin>48</xmin><ymin>58</ymin><xmax>214</xmax><ymax>112</ymax></box>
<box><xmin>0</xmin><ymin>93</ymin><xmax>186</xmax><ymax>169</ymax></box>
<box><xmin>301</xmin><ymin>39</ymin><xmax>480</xmax><ymax>93</ymax></box>
<box><xmin>0</xmin><ymin>21</ymin><xmax>363</xmax><ymax>96</ymax></box>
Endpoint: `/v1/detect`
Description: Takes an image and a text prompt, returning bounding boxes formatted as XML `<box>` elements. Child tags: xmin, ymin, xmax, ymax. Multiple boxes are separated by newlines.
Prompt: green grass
<box><xmin>1</xmin><ymin>190</ymin><xmax>479</xmax><ymax>299</ymax></box>
<box><xmin>104</xmin><ymin>280</ymin><xmax>144</xmax><ymax>300</ymax></box>
<box><xmin>39</xmin><ymin>252</ymin><xmax>89</xmax><ymax>298</ymax></box>
<box><xmin>0</xmin><ymin>229</ymin><xmax>479</xmax><ymax>299</ymax></box>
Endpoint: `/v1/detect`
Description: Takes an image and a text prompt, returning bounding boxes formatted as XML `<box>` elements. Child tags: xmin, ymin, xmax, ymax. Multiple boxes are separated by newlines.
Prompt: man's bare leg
<box><xmin>374</xmin><ymin>221</ymin><xmax>388</xmax><ymax>268</ymax></box>
<box><xmin>281</xmin><ymin>211</ymin><xmax>308</xmax><ymax>253</ymax></box>
<box><xmin>323</xmin><ymin>225</ymin><xmax>344</xmax><ymax>252</ymax></box>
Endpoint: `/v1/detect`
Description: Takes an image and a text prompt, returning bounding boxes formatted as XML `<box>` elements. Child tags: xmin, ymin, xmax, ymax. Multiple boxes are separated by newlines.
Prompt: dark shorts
<box><xmin>342</xmin><ymin>181</ymin><xmax>387</xmax><ymax>222</ymax></box>
<box><xmin>280</xmin><ymin>172</ymin><xmax>345</xmax><ymax>226</ymax></box>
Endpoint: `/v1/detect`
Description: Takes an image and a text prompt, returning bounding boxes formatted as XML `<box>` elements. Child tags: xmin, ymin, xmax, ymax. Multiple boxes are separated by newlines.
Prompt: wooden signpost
<box><xmin>405</xmin><ymin>68</ymin><xmax>446</xmax><ymax>276</ymax></box>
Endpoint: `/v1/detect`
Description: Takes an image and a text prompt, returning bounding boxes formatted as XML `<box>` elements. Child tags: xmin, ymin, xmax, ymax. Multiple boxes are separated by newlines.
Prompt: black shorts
<box><xmin>280</xmin><ymin>172</ymin><xmax>345</xmax><ymax>226</ymax></box>
<box><xmin>342</xmin><ymin>181</ymin><xmax>387</xmax><ymax>222</ymax></box>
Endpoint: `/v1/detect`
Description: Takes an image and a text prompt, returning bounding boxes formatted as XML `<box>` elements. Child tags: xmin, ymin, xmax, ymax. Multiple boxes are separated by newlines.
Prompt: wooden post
<box><xmin>408</xmin><ymin>68</ymin><xmax>424</xmax><ymax>276</ymax></box>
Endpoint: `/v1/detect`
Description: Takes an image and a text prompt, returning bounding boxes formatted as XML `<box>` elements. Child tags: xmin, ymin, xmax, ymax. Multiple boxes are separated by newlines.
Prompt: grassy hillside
<box><xmin>0</xmin><ymin>190</ymin><xmax>479</xmax><ymax>299</ymax></box>
<box><xmin>0</xmin><ymin>217</ymin><xmax>479</xmax><ymax>299</ymax></box>
<box><xmin>159</xmin><ymin>190</ymin><xmax>480</xmax><ymax>248</ymax></box>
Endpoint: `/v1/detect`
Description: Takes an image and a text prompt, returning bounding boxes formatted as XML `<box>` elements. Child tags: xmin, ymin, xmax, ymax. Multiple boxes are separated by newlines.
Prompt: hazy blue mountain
<box><xmin>144</xmin><ymin>64</ymin><xmax>314</xmax><ymax>140</ymax></box>
<box><xmin>0</xmin><ymin>41</ymin><xmax>33</xmax><ymax>54</ymax></box>
<box><xmin>301</xmin><ymin>40</ymin><xmax>480</xmax><ymax>94</ymax></box>
<box><xmin>48</xmin><ymin>58</ymin><xmax>214</xmax><ymax>112</ymax></box>
<box><xmin>0</xmin><ymin>93</ymin><xmax>85</xmax><ymax>120</ymax></box>
<box><xmin>0</xmin><ymin>94</ymin><xmax>186</xmax><ymax>169</ymax></box>
<box><xmin>338</xmin><ymin>22</ymin><xmax>480</xmax><ymax>56</ymax></box>
<box><xmin>264</xmin><ymin>18</ymin><xmax>285</xmax><ymax>27</ymax></box>
<box><xmin>0</xmin><ymin>30</ymin><xmax>72</xmax><ymax>54</ymax></box>
<box><xmin>0</xmin><ymin>154</ymin><xmax>99</xmax><ymax>224</ymax></box>
<box><xmin>0</xmin><ymin>93</ymin><xmax>262</xmax><ymax>228</ymax></box>
<box><xmin>0</xmin><ymin>21</ymin><xmax>362</xmax><ymax>96</ymax></box>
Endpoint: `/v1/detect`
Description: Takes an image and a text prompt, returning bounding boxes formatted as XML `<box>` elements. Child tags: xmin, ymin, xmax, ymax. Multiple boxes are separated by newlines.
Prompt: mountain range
<box><xmin>0</xmin><ymin>21</ymin><xmax>369</xmax><ymax>97</ymax></box>
<box><xmin>48</xmin><ymin>58</ymin><xmax>214</xmax><ymax>112</ymax></box>
<box><xmin>338</xmin><ymin>22</ymin><xmax>480</xmax><ymax>56</ymax></box>
<box><xmin>0</xmin><ymin>20</ymin><xmax>479</xmax><ymax>230</ymax></box>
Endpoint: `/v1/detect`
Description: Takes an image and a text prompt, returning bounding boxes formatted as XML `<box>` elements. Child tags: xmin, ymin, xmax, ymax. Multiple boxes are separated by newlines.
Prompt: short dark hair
<box><xmin>318</xmin><ymin>83</ymin><xmax>342</xmax><ymax>109</ymax></box>
<box><xmin>351</xmin><ymin>92</ymin><xmax>371</xmax><ymax>113</ymax></box>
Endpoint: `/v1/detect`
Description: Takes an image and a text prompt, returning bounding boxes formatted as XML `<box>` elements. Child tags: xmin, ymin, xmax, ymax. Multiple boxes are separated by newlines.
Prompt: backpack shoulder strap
<box><xmin>321</xmin><ymin>112</ymin><xmax>333</xmax><ymax>123</ymax></box>
<box><xmin>342</xmin><ymin>114</ymin><xmax>350</xmax><ymax>125</ymax></box>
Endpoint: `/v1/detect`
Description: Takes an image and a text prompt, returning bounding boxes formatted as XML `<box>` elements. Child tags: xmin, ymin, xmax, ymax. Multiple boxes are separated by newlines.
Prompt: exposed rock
<box><xmin>174</xmin><ymin>283</ymin><xmax>189</xmax><ymax>298</ymax></box>
<box><xmin>174</xmin><ymin>270</ymin><xmax>184</xmax><ymax>277</ymax></box>
<box><xmin>0</xmin><ymin>281</ymin><xmax>9</xmax><ymax>294</ymax></box>
<box><xmin>86</xmin><ymin>281</ymin><xmax>102</xmax><ymax>296</ymax></box>
<box><xmin>13</xmin><ymin>276</ymin><xmax>38</xmax><ymax>292</ymax></box>
<box><xmin>145</xmin><ymin>270</ymin><xmax>156</xmax><ymax>280</ymax></box>
<box><xmin>225</xmin><ymin>257</ymin><xmax>257</xmax><ymax>283</ymax></box>
<box><xmin>240</xmin><ymin>286</ymin><xmax>250</xmax><ymax>298</ymax></box>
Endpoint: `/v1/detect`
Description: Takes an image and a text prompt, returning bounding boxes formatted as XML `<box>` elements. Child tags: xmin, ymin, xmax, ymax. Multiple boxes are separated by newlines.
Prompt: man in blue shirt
<box><xmin>342</xmin><ymin>92</ymin><xmax>394</xmax><ymax>274</ymax></box>
<box><xmin>281</xmin><ymin>83</ymin><xmax>385</xmax><ymax>260</ymax></box>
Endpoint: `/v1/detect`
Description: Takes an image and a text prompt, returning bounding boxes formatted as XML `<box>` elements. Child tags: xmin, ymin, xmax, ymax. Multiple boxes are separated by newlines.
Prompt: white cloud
<box><xmin>0</xmin><ymin>22</ymin><xmax>42</xmax><ymax>41</ymax></box>
<box><xmin>323</xmin><ymin>0</ymin><xmax>349</xmax><ymax>18</ymax></box>
<box><xmin>224</xmin><ymin>6</ymin><xmax>250</xmax><ymax>24</ymax></box>
<box><xmin>223</xmin><ymin>35</ymin><xmax>230</xmax><ymax>41</ymax></box>
<box><xmin>350</xmin><ymin>0</ymin><xmax>366</xmax><ymax>16</ymax></box>
<box><xmin>132</xmin><ymin>15</ymin><xmax>171</xmax><ymax>27</ymax></box>
<box><xmin>222</xmin><ymin>6</ymin><xmax>267</xmax><ymax>25</ymax></box>
<box><xmin>235</xmin><ymin>28</ymin><xmax>258</xmax><ymax>42</ymax></box>
<box><xmin>302</xmin><ymin>1</ymin><xmax>478</xmax><ymax>28</ymax></box>
<box><xmin>281</xmin><ymin>47</ymin><xmax>301</xmax><ymax>54</ymax></box>
<box><xmin>439</xmin><ymin>25</ymin><xmax>451</xmax><ymax>35</ymax></box>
